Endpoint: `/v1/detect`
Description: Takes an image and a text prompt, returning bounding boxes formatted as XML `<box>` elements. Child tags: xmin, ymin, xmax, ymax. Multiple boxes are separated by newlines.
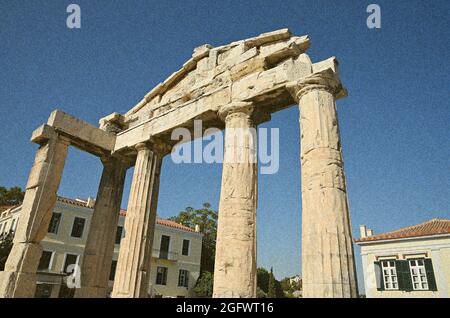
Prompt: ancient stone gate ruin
<box><xmin>0</xmin><ymin>29</ymin><xmax>358</xmax><ymax>298</ymax></box>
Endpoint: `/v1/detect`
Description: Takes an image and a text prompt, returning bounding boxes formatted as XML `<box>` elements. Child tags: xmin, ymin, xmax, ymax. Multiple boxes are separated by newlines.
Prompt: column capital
<box><xmin>287</xmin><ymin>68</ymin><xmax>348</xmax><ymax>102</ymax></box>
<box><xmin>135</xmin><ymin>138</ymin><xmax>171</xmax><ymax>156</ymax></box>
<box><xmin>218</xmin><ymin>101</ymin><xmax>254</xmax><ymax>122</ymax></box>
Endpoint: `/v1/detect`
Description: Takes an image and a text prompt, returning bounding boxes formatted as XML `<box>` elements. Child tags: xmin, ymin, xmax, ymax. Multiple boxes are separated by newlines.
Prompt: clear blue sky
<box><xmin>1</xmin><ymin>1</ymin><xmax>449</xmax><ymax>290</ymax></box>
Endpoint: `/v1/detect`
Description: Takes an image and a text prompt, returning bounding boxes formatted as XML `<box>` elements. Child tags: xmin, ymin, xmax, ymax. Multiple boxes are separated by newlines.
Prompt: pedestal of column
<box><xmin>0</xmin><ymin>132</ymin><xmax>69</xmax><ymax>298</ymax></box>
<box><xmin>75</xmin><ymin>157</ymin><xmax>127</xmax><ymax>298</ymax></box>
<box><xmin>111</xmin><ymin>142</ymin><xmax>164</xmax><ymax>298</ymax></box>
<box><xmin>213</xmin><ymin>102</ymin><xmax>257</xmax><ymax>298</ymax></box>
<box><xmin>289</xmin><ymin>69</ymin><xmax>358</xmax><ymax>298</ymax></box>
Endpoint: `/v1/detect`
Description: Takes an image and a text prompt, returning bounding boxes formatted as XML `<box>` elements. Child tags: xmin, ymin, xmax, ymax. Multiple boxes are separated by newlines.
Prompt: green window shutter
<box><xmin>396</xmin><ymin>260</ymin><xmax>413</xmax><ymax>292</ymax></box>
<box><xmin>374</xmin><ymin>261</ymin><xmax>384</xmax><ymax>291</ymax></box>
<box><xmin>424</xmin><ymin>258</ymin><xmax>438</xmax><ymax>291</ymax></box>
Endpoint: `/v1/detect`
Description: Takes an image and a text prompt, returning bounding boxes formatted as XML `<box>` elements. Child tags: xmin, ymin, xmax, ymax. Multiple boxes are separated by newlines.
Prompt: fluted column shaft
<box><xmin>0</xmin><ymin>133</ymin><xmax>69</xmax><ymax>298</ymax></box>
<box><xmin>75</xmin><ymin>157</ymin><xmax>127</xmax><ymax>298</ymax></box>
<box><xmin>111</xmin><ymin>142</ymin><xmax>163</xmax><ymax>298</ymax></box>
<box><xmin>213</xmin><ymin>102</ymin><xmax>257</xmax><ymax>298</ymax></box>
<box><xmin>291</xmin><ymin>69</ymin><xmax>358</xmax><ymax>298</ymax></box>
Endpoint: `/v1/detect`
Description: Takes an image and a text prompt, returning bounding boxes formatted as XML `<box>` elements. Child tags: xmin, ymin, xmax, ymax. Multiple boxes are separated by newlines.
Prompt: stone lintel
<box><xmin>113</xmin><ymin>84</ymin><xmax>292</xmax><ymax>154</ymax></box>
<box><xmin>30</xmin><ymin>124</ymin><xmax>56</xmax><ymax>144</ymax></box>
<box><xmin>47</xmin><ymin>110</ymin><xmax>116</xmax><ymax>156</ymax></box>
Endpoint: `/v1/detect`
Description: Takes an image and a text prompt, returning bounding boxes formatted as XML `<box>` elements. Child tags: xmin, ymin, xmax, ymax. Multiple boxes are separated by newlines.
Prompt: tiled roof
<box><xmin>56</xmin><ymin>196</ymin><xmax>196</xmax><ymax>233</ymax></box>
<box><xmin>119</xmin><ymin>209</ymin><xmax>196</xmax><ymax>233</ymax></box>
<box><xmin>4</xmin><ymin>196</ymin><xmax>196</xmax><ymax>233</ymax></box>
<box><xmin>355</xmin><ymin>218</ymin><xmax>450</xmax><ymax>243</ymax></box>
<box><xmin>156</xmin><ymin>218</ymin><xmax>196</xmax><ymax>233</ymax></box>
<box><xmin>57</xmin><ymin>196</ymin><xmax>89</xmax><ymax>207</ymax></box>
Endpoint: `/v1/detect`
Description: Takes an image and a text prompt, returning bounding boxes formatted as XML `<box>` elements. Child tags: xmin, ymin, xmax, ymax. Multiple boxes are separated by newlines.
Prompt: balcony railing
<box><xmin>152</xmin><ymin>249</ymin><xmax>178</xmax><ymax>261</ymax></box>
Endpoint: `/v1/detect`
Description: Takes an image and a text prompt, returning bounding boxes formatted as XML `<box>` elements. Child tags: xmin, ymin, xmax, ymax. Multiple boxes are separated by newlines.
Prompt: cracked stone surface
<box><xmin>213</xmin><ymin>102</ymin><xmax>257</xmax><ymax>298</ymax></box>
<box><xmin>0</xmin><ymin>29</ymin><xmax>358</xmax><ymax>298</ymax></box>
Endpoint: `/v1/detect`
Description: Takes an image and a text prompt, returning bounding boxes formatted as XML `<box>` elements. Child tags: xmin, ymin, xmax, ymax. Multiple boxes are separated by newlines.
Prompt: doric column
<box><xmin>213</xmin><ymin>102</ymin><xmax>257</xmax><ymax>298</ymax></box>
<box><xmin>111</xmin><ymin>141</ymin><xmax>165</xmax><ymax>298</ymax></box>
<box><xmin>0</xmin><ymin>128</ymin><xmax>69</xmax><ymax>298</ymax></box>
<box><xmin>288</xmin><ymin>68</ymin><xmax>358</xmax><ymax>298</ymax></box>
<box><xmin>75</xmin><ymin>157</ymin><xmax>128</xmax><ymax>298</ymax></box>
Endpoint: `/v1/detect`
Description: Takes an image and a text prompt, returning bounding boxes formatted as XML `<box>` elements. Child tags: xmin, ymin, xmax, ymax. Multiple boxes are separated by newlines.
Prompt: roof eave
<box><xmin>355</xmin><ymin>233</ymin><xmax>450</xmax><ymax>246</ymax></box>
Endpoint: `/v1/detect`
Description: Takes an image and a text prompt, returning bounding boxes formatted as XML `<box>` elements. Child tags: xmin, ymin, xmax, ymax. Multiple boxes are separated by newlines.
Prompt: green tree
<box><xmin>257</xmin><ymin>267</ymin><xmax>270</xmax><ymax>293</ymax></box>
<box><xmin>280</xmin><ymin>277</ymin><xmax>291</xmax><ymax>292</ymax></box>
<box><xmin>194</xmin><ymin>271</ymin><xmax>214</xmax><ymax>297</ymax></box>
<box><xmin>0</xmin><ymin>232</ymin><xmax>14</xmax><ymax>271</ymax></box>
<box><xmin>274</xmin><ymin>279</ymin><xmax>286</xmax><ymax>298</ymax></box>
<box><xmin>0</xmin><ymin>186</ymin><xmax>24</xmax><ymax>206</ymax></box>
<box><xmin>256</xmin><ymin>287</ymin><xmax>267</xmax><ymax>298</ymax></box>
<box><xmin>169</xmin><ymin>203</ymin><xmax>217</xmax><ymax>273</ymax></box>
<box><xmin>268</xmin><ymin>267</ymin><xmax>277</xmax><ymax>298</ymax></box>
<box><xmin>257</xmin><ymin>267</ymin><xmax>285</xmax><ymax>298</ymax></box>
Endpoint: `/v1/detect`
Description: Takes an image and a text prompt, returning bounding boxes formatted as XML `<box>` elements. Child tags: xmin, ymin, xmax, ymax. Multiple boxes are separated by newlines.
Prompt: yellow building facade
<box><xmin>0</xmin><ymin>196</ymin><xmax>203</xmax><ymax>298</ymax></box>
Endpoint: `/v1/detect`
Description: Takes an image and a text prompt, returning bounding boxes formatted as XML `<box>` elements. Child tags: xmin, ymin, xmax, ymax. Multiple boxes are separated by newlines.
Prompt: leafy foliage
<box><xmin>257</xmin><ymin>267</ymin><xmax>285</xmax><ymax>298</ymax></box>
<box><xmin>0</xmin><ymin>232</ymin><xmax>14</xmax><ymax>271</ymax></box>
<box><xmin>0</xmin><ymin>186</ymin><xmax>24</xmax><ymax>206</ymax></box>
<box><xmin>256</xmin><ymin>287</ymin><xmax>267</xmax><ymax>298</ymax></box>
<box><xmin>193</xmin><ymin>271</ymin><xmax>214</xmax><ymax>297</ymax></box>
<box><xmin>257</xmin><ymin>267</ymin><xmax>270</xmax><ymax>293</ymax></box>
<box><xmin>268</xmin><ymin>267</ymin><xmax>277</xmax><ymax>298</ymax></box>
<box><xmin>169</xmin><ymin>203</ymin><xmax>218</xmax><ymax>273</ymax></box>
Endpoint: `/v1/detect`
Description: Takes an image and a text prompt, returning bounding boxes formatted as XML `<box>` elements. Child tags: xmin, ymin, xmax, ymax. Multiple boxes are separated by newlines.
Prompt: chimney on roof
<box><xmin>195</xmin><ymin>224</ymin><xmax>201</xmax><ymax>233</ymax></box>
<box><xmin>360</xmin><ymin>225</ymin><xmax>367</xmax><ymax>239</ymax></box>
<box><xmin>86</xmin><ymin>197</ymin><xmax>96</xmax><ymax>208</ymax></box>
<box><xmin>367</xmin><ymin>229</ymin><xmax>374</xmax><ymax>237</ymax></box>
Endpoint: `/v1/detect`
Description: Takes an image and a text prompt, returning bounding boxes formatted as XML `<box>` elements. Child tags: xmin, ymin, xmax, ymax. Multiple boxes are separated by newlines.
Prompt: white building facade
<box><xmin>356</xmin><ymin>219</ymin><xmax>450</xmax><ymax>298</ymax></box>
<box><xmin>0</xmin><ymin>196</ymin><xmax>203</xmax><ymax>298</ymax></box>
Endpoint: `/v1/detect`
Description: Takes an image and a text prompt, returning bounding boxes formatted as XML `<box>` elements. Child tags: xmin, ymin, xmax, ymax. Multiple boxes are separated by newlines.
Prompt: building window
<box><xmin>35</xmin><ymin>284</ymin><xmax>53</xmax><ymax>298</ymax></box>
<box><xmin>156</xmin><ymin>266</ymin><xmax>168</xmax><ymax>285</ymax></box>
<box><xmin>182</xmin><ymin>239</ymin><xmax>190</xmax><ymax>256</ymax></box>
<box><xmin>381</xmin><ymin>260</ymin><xmax>398</xmax><ymax>290</ymax></box>
<box><xmin>58</xmin><ymin>284</ymin><xmax>75</xmax><ymax>298</ymax></box>
<box><xmin>178</xmin><ymin>269</ymin><xmax>189</xmax><ymax>288</ymax></box>
<box><xmin>48</xmin><ymin>213</ymin><xmax>62</xmax><ymax>234</ymax></box>
<box><xmin>1</xmin><ymin>222</ymin><xmax>8</xmax><ymax>235</ymax></box>
<box><xmin>409</xmin><ymin>259</ymin><xmax>428</xmax><ymax>290</ymax></box>
<box><xmin>109</xmin><ymin>260</ymin><xmax>117</xmax><ymax>281</ymax></box>
<box><xmin>10</xmin><ymin>219</ymin><xmax>17</xmax><ymax>232</ymax></box>
<box><xmin>159</xmin><ymin>235</ymin><xmax>170</xmax><ymax>259</ymax></box>
<box><xmin>375</xmin><ymin>258</ymin><xmax>437</xmax><ymax>292</ymax></box>
<box><xmin>70</xmin><ymin>217</ymin><xmax>86</xmax><ymax>238</ymax></box>
<box><xmin>63</xmin><ymin>254</ymin><xmax>79</xmax><ymax>273</ymax></box>
<box><xmin>115</xmin><ymin>226</ymin><xmax>123</xmax><ymax>244</ymax></box>
<box><xmin>38</xmin><ymin>251</ymin><xmax>53</xmax><ymax>271</ymax></box>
